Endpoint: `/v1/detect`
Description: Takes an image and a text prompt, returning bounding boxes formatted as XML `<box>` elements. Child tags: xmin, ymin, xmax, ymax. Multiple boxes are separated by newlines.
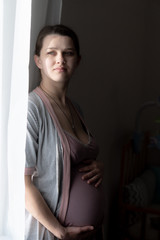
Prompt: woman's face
<box><xmin>35</xmin><ymin>34</ymin><xmax>80</xmax><ymax>84</ymax></box>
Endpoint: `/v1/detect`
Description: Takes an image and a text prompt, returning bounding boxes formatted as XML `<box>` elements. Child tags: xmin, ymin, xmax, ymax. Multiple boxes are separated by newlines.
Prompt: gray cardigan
<box><xmin>25</xmin><ymin>87</ymin><xmax>71</xmax><ymax>240</ymax></box>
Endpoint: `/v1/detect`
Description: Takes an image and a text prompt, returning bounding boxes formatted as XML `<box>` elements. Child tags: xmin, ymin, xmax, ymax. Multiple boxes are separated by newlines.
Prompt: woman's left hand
<box><xmin>79</xmin><ymin>160</ymin><xmax>103</xmax><ymax>188</ymax></box>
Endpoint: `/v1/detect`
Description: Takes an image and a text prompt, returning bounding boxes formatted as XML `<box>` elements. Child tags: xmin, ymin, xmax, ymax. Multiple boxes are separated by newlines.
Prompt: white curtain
<box><xmin>0</xmin><ymin>0</ymin><xmax>62</xmax><ymax>239</ymax></box>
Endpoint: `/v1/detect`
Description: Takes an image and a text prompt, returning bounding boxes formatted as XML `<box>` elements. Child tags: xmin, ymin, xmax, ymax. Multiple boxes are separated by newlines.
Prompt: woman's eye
<box><xmin>64</xmin><ymin>51</ymin><xmax>74</xmax><ymax>56</ymax></box>
<box><xmin>47</xmin><ymin>51</ymin><xmax>56</xmax><ymax>55</ymax></box>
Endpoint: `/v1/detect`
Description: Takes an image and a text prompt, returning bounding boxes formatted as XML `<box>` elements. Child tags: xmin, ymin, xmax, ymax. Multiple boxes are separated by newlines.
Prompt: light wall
<box><xmin>29</xmin><ymin>0</ymin><xmax>62</xmax><ymax>92</ymax></box>
<box><xmin>61</xmin><ymin>0</ymin><xmax>160</xmax><ymax>238</ymax></box>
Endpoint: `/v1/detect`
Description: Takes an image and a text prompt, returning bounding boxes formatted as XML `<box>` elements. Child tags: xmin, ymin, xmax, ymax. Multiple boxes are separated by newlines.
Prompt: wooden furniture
<box><xmin>119</xmin><ymin>133</ymin><xmax>160</xmax><ymax>240</ymax></box>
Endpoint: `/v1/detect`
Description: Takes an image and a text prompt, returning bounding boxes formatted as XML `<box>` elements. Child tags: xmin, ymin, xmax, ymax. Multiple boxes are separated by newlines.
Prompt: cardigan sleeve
<box><xmin>25</xmin><ymin>98</ymin><xmax>39</xmax><ymax>175</ymax></box>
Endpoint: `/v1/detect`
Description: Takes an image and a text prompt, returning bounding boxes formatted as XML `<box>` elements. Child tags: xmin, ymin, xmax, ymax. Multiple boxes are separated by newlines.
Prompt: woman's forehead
<box><xmin>42</xmin><ymin>34</ymin><xmax>75</xmax><ymax>50</ymax></box>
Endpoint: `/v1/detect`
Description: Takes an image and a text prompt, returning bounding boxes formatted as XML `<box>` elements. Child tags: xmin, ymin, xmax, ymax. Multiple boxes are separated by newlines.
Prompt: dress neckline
<box><xmin>64</xmin><ymin>129</ymin><xmax>91</xmax><ymax>146</ymax></box>
<box><xmin>36</xmin><ymin>86</ymin><xmax>90</xmax><ymax>145</ymax></box>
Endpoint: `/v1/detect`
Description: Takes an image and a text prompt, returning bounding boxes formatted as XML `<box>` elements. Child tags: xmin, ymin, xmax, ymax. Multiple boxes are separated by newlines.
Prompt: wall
<box><xmin>29</xmin><ymin>0</ymin><xmax>62</xmax><ymax>92</ymax></box>
<box><xmin>144</xmin><ymin>1</ymin><xmax>160</xmax><ymax>101</ymax></box>
<box><xmin>61</xmin><ymin>0</ymin><xmax>160</xmax><ymax>238</ymax></box>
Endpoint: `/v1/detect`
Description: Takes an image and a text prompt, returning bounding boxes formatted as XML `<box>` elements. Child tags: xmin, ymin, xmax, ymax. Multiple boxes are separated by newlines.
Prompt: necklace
<box><xmin>40</xmin><ymin>86</ymin><xmax>75</xmax><ymax>130</ymax></box>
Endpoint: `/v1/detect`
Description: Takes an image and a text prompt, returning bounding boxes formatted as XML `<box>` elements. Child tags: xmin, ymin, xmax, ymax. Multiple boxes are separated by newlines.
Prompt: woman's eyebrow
<box><xmin>46</xmin><ymin>47</ymin><xmax>58</xmax><ymax>50</ymax></box>
<box><xmin>46</xmin><ymin>47</ymin><xmax>75</xmax><ymax>50</ymax></box>
<box><xmin>64</xmin><ymin>48</ymin><xmax>75</xmax><ymax>50</ymax></box>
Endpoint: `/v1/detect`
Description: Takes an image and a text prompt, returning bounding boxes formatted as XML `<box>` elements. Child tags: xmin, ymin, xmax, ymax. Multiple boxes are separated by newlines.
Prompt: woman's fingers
<box><xmin>81</xmin><ymin>169</ymin><xmax>98</xmax><ymax>180</ymax></box>
<box><xmin>79</xmin><ymin>160</ymin><xmax>100</xmax><ymax>173</ymax></box>
<box><xmin>79</xmin><ymin>225</ymin><xmax>94</xmax><ymax>232</ymax></box>
<box><xmin>94</xmin><ymin>178</ymin><xmax>102</xmax><ymax>188</ymax></box>
<box><xmin>78</xmin><ymin>160</ymin><xmax>103</xmax><ymax>187</ymax></box>
<box><xmin>86</xmin><ymin>173</ymin><xmax>102</xmax><ymax>185</ymax></box>
<box><xmin>81</xmin><ymin>171</ymin><xmax>102</xmax><ymax>187</ymax></box>
<box><xmin>79</xmin><ymin>164</ymin><xmax>94</xmax><ymax>173</ymax></box>
<box><xmin>64</xmin><ymin>225</ymin><xmax>94</xmax><ymax>240</ymax></box>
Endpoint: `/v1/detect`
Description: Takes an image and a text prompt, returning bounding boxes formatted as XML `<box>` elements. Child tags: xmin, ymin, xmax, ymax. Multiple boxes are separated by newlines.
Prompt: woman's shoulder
<box><xmin>28</xmin><ymin>89</ymin><xmax>41</xmax><ymax>105</ymax></box>
<box><xmin>27</xmin><ymin>89</ymin><xmax>46</xmax><ymax>120</ymax></box>
<box><xmin>28</xmin><ymin>88</ymin><xmax>44</xmax><ymax>109</ymax></box>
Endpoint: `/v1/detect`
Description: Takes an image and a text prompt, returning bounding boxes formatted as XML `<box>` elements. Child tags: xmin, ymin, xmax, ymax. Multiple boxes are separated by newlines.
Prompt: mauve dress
<box><xmin>64</xmin><ymin>128</ymin><xmax>104</xmax><ymax>239</ymax></box>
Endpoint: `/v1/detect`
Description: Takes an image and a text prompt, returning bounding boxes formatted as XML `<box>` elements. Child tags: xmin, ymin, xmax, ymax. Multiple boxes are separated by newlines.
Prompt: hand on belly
<box><xmin>79</xmin><ymin>159</ymin><xmax>103</xmax><ymax>188</ymax></box>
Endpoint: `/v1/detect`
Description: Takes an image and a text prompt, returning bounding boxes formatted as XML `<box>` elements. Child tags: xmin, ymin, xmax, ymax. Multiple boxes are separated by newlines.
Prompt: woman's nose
<box><xmin>56</xmin><ymin>53</ymin><xmax>65</xmax><ymax>64</ymax></box>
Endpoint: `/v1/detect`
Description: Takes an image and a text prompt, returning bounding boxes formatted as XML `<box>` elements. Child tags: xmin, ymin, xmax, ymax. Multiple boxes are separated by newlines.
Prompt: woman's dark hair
<box><xmin>35</xmin><ymin>24</ymin><xmax>80</xmax><ymax>57</ymax></box>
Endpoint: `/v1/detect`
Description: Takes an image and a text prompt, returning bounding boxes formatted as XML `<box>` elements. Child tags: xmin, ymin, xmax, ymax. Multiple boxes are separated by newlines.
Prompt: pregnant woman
<box><xmin>25</xmin><ymin>24</ymin><xmax>104</xmax><ymax>240</ymax></box>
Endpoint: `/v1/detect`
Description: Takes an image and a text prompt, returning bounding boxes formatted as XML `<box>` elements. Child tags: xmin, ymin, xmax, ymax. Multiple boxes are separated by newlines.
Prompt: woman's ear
<box><xmin>34</xmin><ymin>55</ymin><xmax>42</xmax><ymax>69</ymax></box>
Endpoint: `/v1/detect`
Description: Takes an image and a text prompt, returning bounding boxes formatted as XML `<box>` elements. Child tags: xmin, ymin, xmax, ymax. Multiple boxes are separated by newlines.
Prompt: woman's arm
<box><xmin>25</xmin><ymin>175</ymin><xmax>94</xmax><ymax>240</ymax></box>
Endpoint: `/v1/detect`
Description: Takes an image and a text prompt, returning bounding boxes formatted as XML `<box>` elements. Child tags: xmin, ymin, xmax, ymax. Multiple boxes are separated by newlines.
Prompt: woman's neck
<box><xmin>39</xmin><ymin>80</ymin><xmax>68</xmax><ymax>106</ymax></box>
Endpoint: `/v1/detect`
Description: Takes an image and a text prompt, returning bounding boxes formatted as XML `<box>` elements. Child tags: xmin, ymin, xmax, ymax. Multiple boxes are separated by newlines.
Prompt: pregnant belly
<box><xmin>64</xmin><ymin>169</ymin><xmax>104</xmax><ymax>227</ymax></box>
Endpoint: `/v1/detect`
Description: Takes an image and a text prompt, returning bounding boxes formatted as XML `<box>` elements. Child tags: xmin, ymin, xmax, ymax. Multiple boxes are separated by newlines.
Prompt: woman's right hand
<box><xmin>62</xmin><ymin>225</ymin><xmax>94</xmax><ymax>240</ymax></box>
<box><xmin>25</xmin><ymin>175</ymin><xmax>94</xmax><ymax>240</ymax></box>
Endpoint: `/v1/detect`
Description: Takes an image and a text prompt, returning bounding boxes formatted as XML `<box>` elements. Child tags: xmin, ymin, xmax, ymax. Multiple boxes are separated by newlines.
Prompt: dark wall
<box><xmin>61</xmin><ymin>0</ymin><xmax>160</xmax><ymax>238</ymax></box>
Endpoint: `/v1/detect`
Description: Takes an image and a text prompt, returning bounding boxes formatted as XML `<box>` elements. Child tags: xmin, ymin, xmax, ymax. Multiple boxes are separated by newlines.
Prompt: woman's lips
<box><xmin>54</xmin><ymin>67</ymin><xmax>66</xmax><ymax>72</ymax></box>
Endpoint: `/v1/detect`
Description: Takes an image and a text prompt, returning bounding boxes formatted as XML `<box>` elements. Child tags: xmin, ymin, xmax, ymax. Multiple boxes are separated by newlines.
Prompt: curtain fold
<box><xmin>0</xmin><ymin>0</ymin><xmax>32</xmax><ymax>239</ymax></box>
<box><xmin>0</xmin><ymin>0</ymin><xmax>62</xmax><ymax>239</ymax></box>
<box><xmin>7</xmin><ymin>0</ymin><xmax>32</xmax><ymax>239</ymax></box>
